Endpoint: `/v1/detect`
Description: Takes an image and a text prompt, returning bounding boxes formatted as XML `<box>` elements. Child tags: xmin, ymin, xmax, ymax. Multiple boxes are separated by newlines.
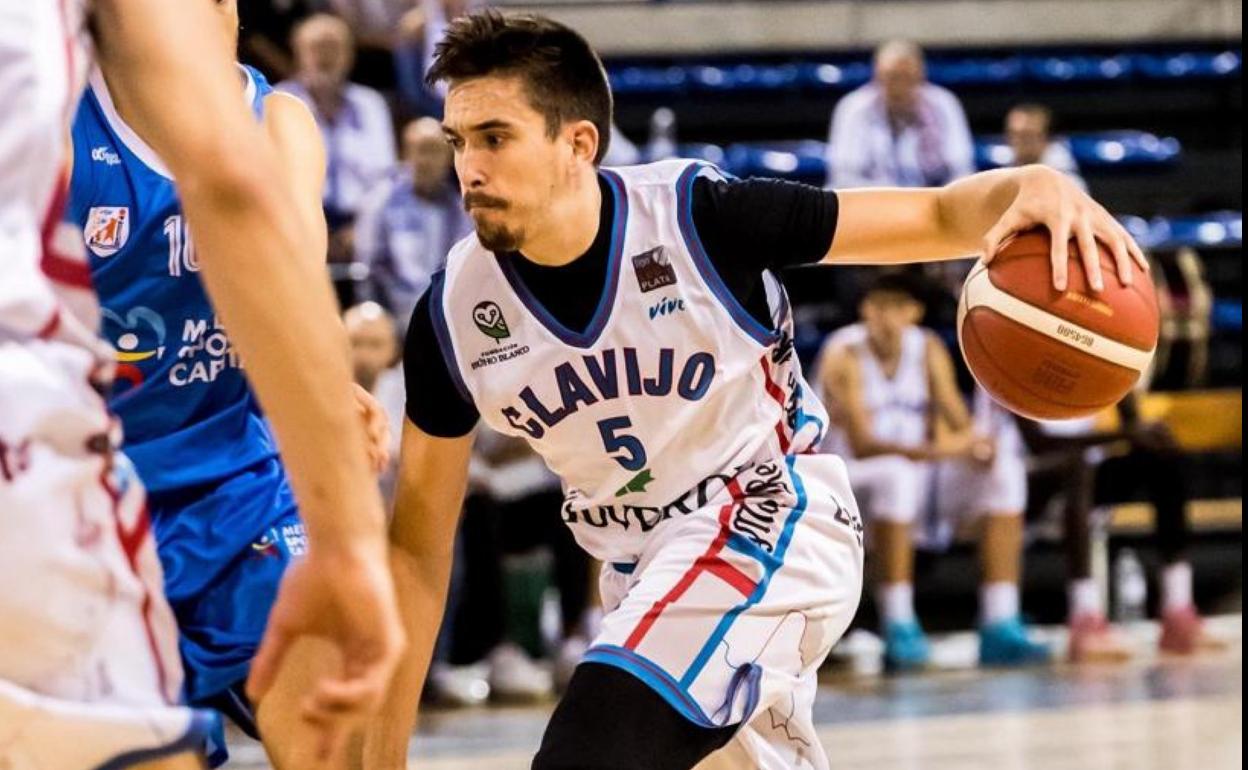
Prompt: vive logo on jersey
<box><xmin>101</xmin><ymin>306</ymin><xmax>167</xmax><ymax>392</ymax></box>
<box><xmin>648</xmin><ymin>296</ymin><xmax>686</xmax><ymax>320</ymax></box>
<box><xmin>473</xmin><ymin>301</ymin><xmax>510</xmax><ymax>340</ymax></box>
<box><xmin>90</xmin><ymin>146</ymin><xmax>121</xmax><ymax>166</ymax></box>
<box><xmin>631</xmin><ymin>246</ymin><xmax>677</xmax><ymax>293</ymax></box>
<box><xmin>84</xmin><ymin>206</ymin><xmax>130</xmax><ymax>258</ymax></box>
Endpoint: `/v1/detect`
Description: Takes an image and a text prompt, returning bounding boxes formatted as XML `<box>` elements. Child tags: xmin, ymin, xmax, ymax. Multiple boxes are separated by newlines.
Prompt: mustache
<box><xmin>463</xmin><ymin>192</ymin><xmax>509</xmax><ymax>212</ymax></box>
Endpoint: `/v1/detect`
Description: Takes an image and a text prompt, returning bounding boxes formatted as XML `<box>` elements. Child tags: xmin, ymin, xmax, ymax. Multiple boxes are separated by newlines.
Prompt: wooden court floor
<box><xmin>228</xmin><ymin>615</ymin><xmax>1242</xmax><ymax>769</ymax></box>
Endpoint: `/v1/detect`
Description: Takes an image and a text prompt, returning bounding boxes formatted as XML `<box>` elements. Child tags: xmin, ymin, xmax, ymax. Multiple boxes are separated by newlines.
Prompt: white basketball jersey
<box><xmin>822</xmin><ymin>323</ymin><xmax>930</xmax><ymax>456</ymax></box>
<box><xmin>0</xmin><ymin>0</ymin><xmax>102</xmax><ymax>356</ymax></box>
<box><xmin>433</xmin><ymin>160</ymin><xmax>828</xmax><ymax>561</ymax></box>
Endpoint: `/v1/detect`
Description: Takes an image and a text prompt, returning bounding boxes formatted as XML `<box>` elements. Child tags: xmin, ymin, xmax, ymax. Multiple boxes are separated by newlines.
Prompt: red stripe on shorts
<box><xmin>704</xmin><ymin>557</ymin><xmax>758</xmax><ymax>598</ymax></box>
<box><xmin>624</xmin><ymin>477</ymin><xmax>747</xmax><ymax>650</ymax></box>
<box><xmin>100</xmin><ymin>468</ymin><xmax>172</xmax><ymax>703</ymax></box>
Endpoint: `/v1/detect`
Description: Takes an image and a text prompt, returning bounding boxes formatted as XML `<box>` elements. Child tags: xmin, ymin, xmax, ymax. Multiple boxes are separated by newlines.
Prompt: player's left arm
<box><xmin>823</xmin><ymin>164</ymin><xmax>1148</xmax><ymax>292</ymax></box>
<box><xmin>263</xmin><ymin>91</ymin><xmax>328</xmax><ymax>263</ymax></box>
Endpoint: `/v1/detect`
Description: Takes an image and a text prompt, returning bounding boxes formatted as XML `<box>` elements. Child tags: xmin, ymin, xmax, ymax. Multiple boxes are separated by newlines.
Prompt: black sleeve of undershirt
<box><xmin>403</xmin><ymin>290</ymin><xmax>480</xmax><ymax>438</ymax></box>
<box><xmin>690</xmin><ymin>176</ymin><xmax>839</xmax><ymax>277</ymax></box>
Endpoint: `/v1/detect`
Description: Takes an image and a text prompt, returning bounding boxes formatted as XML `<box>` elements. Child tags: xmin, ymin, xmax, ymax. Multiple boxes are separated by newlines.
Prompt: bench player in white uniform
<box><xmin>367</xmin><ymin>12</ymin><xmax>1147</xmax><ymax>770</ymax></box>
<box><xmin>0</xmin><ymin>2</ymin><xmax>402</xmax><ymax>768</ymax></box>
<box><xmin>815</xmin><ymin>273</ymin><xmax>1048</xmax><ymax>672</ymax></box>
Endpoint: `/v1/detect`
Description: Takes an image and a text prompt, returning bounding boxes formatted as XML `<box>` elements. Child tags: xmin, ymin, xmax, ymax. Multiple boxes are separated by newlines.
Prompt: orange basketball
<box><xmin>957</xmin><ymin>229</ymin><xmax>1159</xmax><ymax>420</ymax></box>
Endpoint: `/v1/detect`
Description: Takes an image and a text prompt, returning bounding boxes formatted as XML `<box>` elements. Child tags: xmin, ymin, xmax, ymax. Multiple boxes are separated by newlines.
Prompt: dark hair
<box><xmin>860</xmin><ymin>270</ymin><xmax>929</xmax><ymax>306</ymax></box>
<box><xmin>427</xmin><ymin>10</ymin><xmax>613</xmax><ymax>165</ymax></box>
<box><xmin>1008</xmin><ymin>103</ymin><xmax>1054</xmax><ymax>132</ymax></box>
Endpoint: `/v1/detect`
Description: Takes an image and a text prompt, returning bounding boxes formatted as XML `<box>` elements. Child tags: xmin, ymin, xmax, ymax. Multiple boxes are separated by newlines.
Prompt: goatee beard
<box><xmin>476</xmin><ymin>223</ymin><xmax>523</xmax><ymax>253</ymax></box>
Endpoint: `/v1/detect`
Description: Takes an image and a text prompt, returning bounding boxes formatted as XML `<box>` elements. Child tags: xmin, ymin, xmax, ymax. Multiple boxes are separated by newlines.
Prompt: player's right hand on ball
<box><xmin>981</xmin><ymin>164</ymin><xmax>1149</xmax><ymax>293</ymax></box>
<box><xmin>246</xmin><ymin>540</ymin><xmax>406</xmax><ymax>761</ymax></box>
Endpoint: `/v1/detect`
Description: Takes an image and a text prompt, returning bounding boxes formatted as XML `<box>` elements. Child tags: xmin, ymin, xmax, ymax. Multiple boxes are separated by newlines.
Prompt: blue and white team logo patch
<box><xmin>84</xmin><ymin>206</ymin><xmax>130</xmax><ymax>258</ymax></box>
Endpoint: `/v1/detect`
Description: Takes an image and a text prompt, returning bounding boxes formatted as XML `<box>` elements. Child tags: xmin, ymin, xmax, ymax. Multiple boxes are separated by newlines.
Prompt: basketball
<box><xmin>957</xmin><ymin>229</ymin><xmax>1160</xmax><ymax>420</ymax></box>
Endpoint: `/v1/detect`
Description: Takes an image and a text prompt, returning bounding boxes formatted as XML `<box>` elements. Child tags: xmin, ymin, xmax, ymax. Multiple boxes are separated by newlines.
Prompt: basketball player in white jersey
<box><xmin>368</xmin><ymin>12</ymin><xmax>1146</xmax><ymax>770</ymax></box>
<box><xmin>815</xmin><ymin>273</ymin><xmax>1047</xmax><ymax>673</ymax></box>
<box><xmin>0</xmin><ymin>2</ymin><xmax>402</xmax><ymax>768</ymax></box>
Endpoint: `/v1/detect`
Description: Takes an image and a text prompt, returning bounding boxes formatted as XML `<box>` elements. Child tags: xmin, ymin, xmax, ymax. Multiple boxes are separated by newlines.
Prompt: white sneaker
<box><xmin>487</xmin><ymin>643</ymin><xmax>553</xmax><ymax>702</ymax></box>
<box><xmin>427</xmin><ymin>661</ymin><xmax>491</xmax><ymax>708</ymax></box>
<box><xmin>554</xmin><ymin>635</ymin><xmax>590</xmax><ymax>692</ymax></box>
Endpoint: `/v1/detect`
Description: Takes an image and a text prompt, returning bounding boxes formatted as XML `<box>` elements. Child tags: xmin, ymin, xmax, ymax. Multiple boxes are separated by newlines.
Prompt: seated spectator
<box><xmin>237</xmin><ymin>0</ymin><xmax>322</xmax><ymax>83</ymax></box>
<box><xmin>355</xmin><ymin>117</ymin><xmax>471</xmax><ymax>334</ymax></box>
<box><xmin>326</xmin><ymin>0</ymin><xmax>418</xmax><ymax>89</ymax></box>
<box><xmin>1005</xmin><ymin>103</ymin><xmax>1087</xmax><ymax>190</ymax></box>
<box><xmin>920</xmin><ymin>103</ymin><xmax>1092</xmax><ymax>324</ymax></box>
<box><xmin>826</xmin><ymin>40</ymin><xmax>974</xmax><ymax>188</ymax></box>
<box><xmin>815</xmin><ymin>273</ymin><xmax>1048</xmax><ymax>671</ymax></box>
<box><xmin>279</xmin><ymin>13</ymin><xmax>397</xmax><ymax>262</ymax></box>
<box><xmin>454</xmin><ymin>429</ymin><xmax>596</xmax><ymax>696</ymax></box>
<box><xmin>344</xmin><ymin>302</ymin><xmax>404</xmax><ymax>497</ymax></box>
<box><xmin>395</xmin><ymin>0</ymin><xmax>481</xmax><ymax>117</ymax></box>
<box><xmin>1020</xmin><ymin>393</ymin><xmax>1226</xmax><ymax>662</ymax></box>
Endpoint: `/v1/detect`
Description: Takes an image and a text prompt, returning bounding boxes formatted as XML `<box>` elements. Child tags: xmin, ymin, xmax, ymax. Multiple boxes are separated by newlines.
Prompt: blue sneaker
<box><xmin>979</xmin><ymin>617</ymin><xmax>1052</xmax><ymax>667</ymax></box>
<box><xmin>883</xmin><ymin>620</ymin><xmax>932</xmax><ymax>673</ymax></box>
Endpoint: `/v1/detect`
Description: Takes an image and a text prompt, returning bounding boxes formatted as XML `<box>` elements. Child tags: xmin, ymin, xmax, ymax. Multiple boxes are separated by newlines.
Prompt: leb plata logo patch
<box><xmin>631</xmin><ymin>246</ymin><xmax>677</xmax><ymax>293</ymax></box>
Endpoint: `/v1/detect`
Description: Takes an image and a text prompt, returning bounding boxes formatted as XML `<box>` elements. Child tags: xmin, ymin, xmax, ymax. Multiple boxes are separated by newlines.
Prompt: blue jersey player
<box><xmin>66</xmin><ymin>2</ymin><xmax>390</xmax><ymax>766</ymax></box>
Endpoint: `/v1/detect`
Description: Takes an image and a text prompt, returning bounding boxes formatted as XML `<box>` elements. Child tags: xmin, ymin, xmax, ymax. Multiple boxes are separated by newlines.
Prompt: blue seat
<box><xmin>927</xmin><ymin>56</ymin><xmax>1023</xmax><ymax>86</ymax></box>
<box><xmin>689</xmin><ymin>65</ymin><xmax>735</xmax><ymax>91</ymax></box>
<box><xmin>1134</xmin><ymin>50</ymin><xmax>1242</xmax><ymax>80</ymax></box>
<box><xmin>1147</xmin><ymin>212</ymin><xmax>1243</xmax><ymax>251</ymax></box>
<box><xmin>1023</xmin><ymin>54</ymin><xmax>1134</xmax><ymax>83</ymax></box>
<box><xmin>606</xmin><ymin>49</ymin><xmax>1240</xmax><ymax>98</ymax></box>
<box><xmin>609</xmin><ymin>66</ymin><xmax>689</xmax><ymax>96</ymax></box>
<box><xmin>1118</xmin><ymin>215</ymin><xmax>1154</xmax><ymax>246</ymax></box>
<box><xmin>976</xmin><ymin>131</ymin><xmax>1181</xmax><ymax>171</ymax></box>
<box><xmin>734</xmin><ymin>63</ymin><xmax>802</xmax><ymax>91</ymax></box>
<box><xmin>797</xmin><ymin>61</ymin><xmax>872</xmax><ymax>90</ymax></box>
<box><xmin>1211</xmin><ymin>300</ymin><xmax>1242</xmax><ymax>333</ymax></box>
<box><xmin>1067</xmin><ymin>131</ymin><xmax>1181</xmax><ymax>167</ymax></box>
<box><xmin>725</xmin><ymin>140</ymin><xmax>828</xmax><ymax>184</ymax></box>
<box><xmin>657</xmin><ymin>143</ymin><xmax>728</xmax><ymax>167</ymax></box>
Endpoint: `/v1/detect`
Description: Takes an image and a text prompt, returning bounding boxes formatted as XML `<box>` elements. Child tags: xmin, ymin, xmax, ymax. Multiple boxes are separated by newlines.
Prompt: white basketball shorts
<box><xmin>0</xmin><ymin>340</ymin><xmax>216</xmax><ymax>770</ymax></box>
<box><xmin>585</xmin><ymin>453</ymin><xmax>865</xmax><ymax>770</ymax></box>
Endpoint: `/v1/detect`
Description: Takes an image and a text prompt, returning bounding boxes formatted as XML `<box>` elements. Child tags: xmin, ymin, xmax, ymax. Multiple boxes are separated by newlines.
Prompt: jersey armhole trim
<box><xmin>675</xmin><ymin>163</ymin><xmax>780</xmax><ymax>347</ymax></box>
<box><xmin>428</xmin><ymin>271</ymin><xmax>476</xmax><ymax>407</ymax></box>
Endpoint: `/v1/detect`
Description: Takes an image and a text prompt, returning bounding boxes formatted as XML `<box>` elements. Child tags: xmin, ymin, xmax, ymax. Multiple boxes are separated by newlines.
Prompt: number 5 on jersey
<box><xmin>597</xmin><ymin>416</ymin><xmax>647</xmax><ymax>471</ymax></box>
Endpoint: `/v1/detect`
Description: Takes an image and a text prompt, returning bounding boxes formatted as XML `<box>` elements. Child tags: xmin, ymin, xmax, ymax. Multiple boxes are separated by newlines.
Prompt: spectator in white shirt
<box><xmin>355</xmin><ymin>117</ymin><xmax>471</xmax><ymax>334</ymax></box>
<box><xmin>345</xmin><ymin>302</ymin><xmax>405</xmax><ymax>499</ymax></box>
<box><xmin>826</xmin><ymin>40</ymin><xmax>974</xmax><ymax>188</ymax></box>
<box><xmin>279</xmin><ymin>13</ymin><xmax>397</xmax><ymax>261</ymax></box>
<box><xmin>1005</xmin><ymin>103</ymin><xmax>1088</xmax><ymax>191</ymax></box>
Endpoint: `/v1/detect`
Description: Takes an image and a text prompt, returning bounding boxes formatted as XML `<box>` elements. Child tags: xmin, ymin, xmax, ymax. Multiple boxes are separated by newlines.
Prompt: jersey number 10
<box><xmin>163</xmin><ymin>215</ymin><xmax>200</xmax><ymax>277</ymax></box>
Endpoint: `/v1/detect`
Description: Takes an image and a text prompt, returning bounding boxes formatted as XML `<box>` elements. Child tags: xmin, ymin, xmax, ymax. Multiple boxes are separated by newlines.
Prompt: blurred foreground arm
<box><xmin>92</xmin><ymin>0</ymin><xmax>402</xmax><ymax>754</ymax></box>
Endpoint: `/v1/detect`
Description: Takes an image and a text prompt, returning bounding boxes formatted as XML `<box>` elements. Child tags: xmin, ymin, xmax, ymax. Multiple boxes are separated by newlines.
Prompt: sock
<box><xmin>1068</xmin><ymin>578</ymin><xmax>1103</xmax><ymax>619</ymax></box>
<box><xmin>980</xmin><ymin>581</ymin><xmax>1020</xmax><ymax>625</ymax></box>
<box><xmin>877</xmin><ymin>582</ymin><xmax>915</xmax><ymax>626</ymax></box>
<box><xmin>1161</xmin><ymin>562</ymin><xmax>1194</xmax><ymax>612</ymax></box>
